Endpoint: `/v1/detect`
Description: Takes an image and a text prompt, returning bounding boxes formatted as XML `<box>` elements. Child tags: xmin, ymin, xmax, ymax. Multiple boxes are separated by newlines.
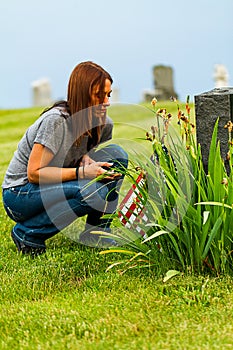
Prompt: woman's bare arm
<box><xmin>27</xmin><ymin>143</ymin><xmax>77</xmax><ymax>184</ymax></box>
<box><xmin>27</xmin><ymin>143</ymin><xmax>117</xmax><ymax>184</ymax></box>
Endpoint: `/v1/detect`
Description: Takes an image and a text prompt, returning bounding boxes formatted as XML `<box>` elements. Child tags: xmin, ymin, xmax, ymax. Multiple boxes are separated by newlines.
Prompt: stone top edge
<box><xmin>195</xmin><ymin>87</ymin><xmax>233</xmax><ymax>97</ymax></box>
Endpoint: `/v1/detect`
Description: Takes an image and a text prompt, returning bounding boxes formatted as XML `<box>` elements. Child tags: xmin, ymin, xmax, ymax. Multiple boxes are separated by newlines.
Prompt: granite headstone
<box><xmin>195</xmin><ymin>87</ymin><xmax>233</xmax><ymax>172</ymax></box>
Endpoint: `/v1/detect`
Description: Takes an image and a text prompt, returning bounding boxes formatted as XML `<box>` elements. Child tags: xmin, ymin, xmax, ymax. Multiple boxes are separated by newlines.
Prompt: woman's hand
<box><xmin>82</xmin><ymin>161</ymin><xmax>121</xmax><ymax>180</ymax></box>
<box><xmin>80</xmin><ymin>154</ymin><xmax>95</xmax><ymax>167</ymax></box>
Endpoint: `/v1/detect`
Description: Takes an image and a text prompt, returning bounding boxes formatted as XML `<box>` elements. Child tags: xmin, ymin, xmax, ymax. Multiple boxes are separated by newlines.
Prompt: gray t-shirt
<box><xmin>2</xmin><ymin>107</ymin><xmax>113</xmax><ymax>189</ymax></box>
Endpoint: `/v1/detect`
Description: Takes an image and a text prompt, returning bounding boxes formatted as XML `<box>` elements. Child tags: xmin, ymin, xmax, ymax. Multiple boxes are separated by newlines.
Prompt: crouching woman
<box><xmin>2</xmin><ymin>61</ymin><xmax>128</xmax><ymax>255</ymax></box>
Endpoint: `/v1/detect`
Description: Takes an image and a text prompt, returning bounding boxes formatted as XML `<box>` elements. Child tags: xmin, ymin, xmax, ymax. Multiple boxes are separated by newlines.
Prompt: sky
<box><xmin>0</xmin><ymin>0</ymin><xmax>232</xmax><ymax>109</ymax></box>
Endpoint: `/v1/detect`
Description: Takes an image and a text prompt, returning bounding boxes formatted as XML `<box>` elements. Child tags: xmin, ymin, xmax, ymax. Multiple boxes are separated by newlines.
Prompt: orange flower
<box><xmin>151</xmin><ymin>97</ymin><xmax>157</xmax><ymax>106</ymax></box>
<box><xmin>221</xmin><ymin>178</ymin><xmax>228</xmax><ymax>186</ymax></box>
<box><xmin>224</xmin><ymin>121</ymin><xmax>233</xmax><ymax>133</ymax></box>
<box><xmin>177</xmin><ymin>108</ymin><xmax>182</xmax><ymax>120</ymax></box>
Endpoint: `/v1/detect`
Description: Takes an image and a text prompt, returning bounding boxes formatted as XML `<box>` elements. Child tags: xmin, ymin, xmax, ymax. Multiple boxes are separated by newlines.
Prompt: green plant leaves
<box><xmin>106</xmin><ymin>106</ymin><xmax>233</xmax><ymax>275</ymax></box>
<box><xmin>163</xmin><ymin>270</ymin><xmax>181</xmax><ymax>282</ymax></box>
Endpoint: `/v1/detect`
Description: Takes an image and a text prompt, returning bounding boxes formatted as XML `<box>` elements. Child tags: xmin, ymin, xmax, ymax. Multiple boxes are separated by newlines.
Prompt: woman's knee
<box><xmin>93</xmin><ymin>144</ymin><xmax>128</xmax><ymax>168</ymax></box>
<box><xmin>105</xmin><ymin>144</ymin><xmax>128</xmax><ymax>159</ymax></box>
<box><xmin>80</xmin><ymin>181</ymin><xmax>109</xmax><ymax>212</ymax></box>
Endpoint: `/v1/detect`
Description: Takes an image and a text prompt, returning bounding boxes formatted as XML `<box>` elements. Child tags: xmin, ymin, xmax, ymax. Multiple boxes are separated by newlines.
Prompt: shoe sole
<box><xmin>11</xmin><ymin>231</ymin><xmax>46</xmax><ymax>256</ymax></box>
<box><xmin>11</xmin><ymin>231</ymin><xmax>22</xmax><ymax>252</ymax></box>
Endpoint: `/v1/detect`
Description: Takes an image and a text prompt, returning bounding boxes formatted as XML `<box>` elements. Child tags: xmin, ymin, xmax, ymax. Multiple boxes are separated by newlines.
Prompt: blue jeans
<box><xmin>2</xmin><ymin>144</ymin><xmax>128</xmax><ymax>248</ymax></box>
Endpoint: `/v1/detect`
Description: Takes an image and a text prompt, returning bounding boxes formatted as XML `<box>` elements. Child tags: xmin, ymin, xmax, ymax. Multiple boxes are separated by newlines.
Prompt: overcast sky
<box><xmin>0</xmin><ymin>0</ymin><xmax>232</xmax><ymax>109</ymax></box>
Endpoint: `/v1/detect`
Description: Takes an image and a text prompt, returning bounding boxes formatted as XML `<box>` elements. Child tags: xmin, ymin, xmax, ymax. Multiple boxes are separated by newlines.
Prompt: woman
<box><xmin>2</xmin><ymin>61</ymin><xmax>128</xmax><ymax>255</ymax></box>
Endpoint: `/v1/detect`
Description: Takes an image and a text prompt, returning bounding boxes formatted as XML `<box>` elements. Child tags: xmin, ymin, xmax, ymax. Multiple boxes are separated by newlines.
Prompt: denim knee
<box><xmin>92</xmin><ymin>144</ymin><xmax>128</xmax><ymax>170</ymax></box>
<box><xmin>103</xmin><ymin>144</ymin><xmax>128</xmax><ymax>161</ymax></box>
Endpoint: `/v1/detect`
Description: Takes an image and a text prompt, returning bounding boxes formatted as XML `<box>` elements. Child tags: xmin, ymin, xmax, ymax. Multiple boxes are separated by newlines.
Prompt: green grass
<box><xmin>1</xmin><ymin>103</ymin><xmax>233</xmax><ymax>349</ymax></box>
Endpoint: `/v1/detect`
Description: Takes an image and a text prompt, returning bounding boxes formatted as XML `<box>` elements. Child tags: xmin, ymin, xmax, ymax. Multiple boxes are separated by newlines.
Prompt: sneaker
<box><xmin>79</xmin><ymin>229</ymin><xmax>118</xmax><ymax>248</ymax></box>
<box><xmin>11</xmin><ymin>231</ymin><xmax>46</xmax><ymax>256</ymax></box>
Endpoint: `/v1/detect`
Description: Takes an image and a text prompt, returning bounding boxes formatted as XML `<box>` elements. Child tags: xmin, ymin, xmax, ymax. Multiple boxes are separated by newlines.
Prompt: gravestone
<box><xmin>213</xmin><ymin>64</ymin><xmax>229</xmax><ymax>88</ymax></box>
<box><xmin>194</xmin><ymin>87</ymin><xmax>233</xmax><ymax>172</ymax></box>
<box><xmin>110</xmin><ymin>87</ymin><xmax>120</xmax><ymax>103</ymax></box>
<box><xmin>153</xmin><ymin>65</ymin><xmax>178</xmax><ymax>101</ymax></box>
<box><xmin>31</xmin><ymin>78</ymin><xmax>52</xmax><ymax>107</ymax></box>
<box><xmin>142</xmin><ymin>89</ymin><xmax>156</xmax><ymax>102</ymax></box>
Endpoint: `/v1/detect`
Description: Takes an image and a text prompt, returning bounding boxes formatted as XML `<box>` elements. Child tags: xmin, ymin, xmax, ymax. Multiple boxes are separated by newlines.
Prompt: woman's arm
<box><xmin>27</xmin><ymin>143</ymin><xmax>77</xmax><ymax>183</ymax></box>
<box><xmin>27</xmin><ymin>143</ymin><xmax>117</xmax><ymax>184</ymax></box>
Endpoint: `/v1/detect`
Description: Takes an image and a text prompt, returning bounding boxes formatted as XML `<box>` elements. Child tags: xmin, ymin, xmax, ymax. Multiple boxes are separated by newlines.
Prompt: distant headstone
<box><xmin>110</xmin><ymin>87</ymin><xmax>120</xmax><ymax>103</ymax></box>
<box><xmin>31</xmin><ymin>78</ymin><xmax>52</xmax><ymax>107</ymax></box>
<box><xmin>213</xmin><ymin>64</ymin><xmax>229</xmax><ymax>88</ymax></box>
<box><xmin>153</xmin><ymin>65</ymin><xmax>178</xmax><ymax>101</ymax></box>
<box><xmin>195</xmin><ymin>87</ymin><xmax>233</xmax><ymax>172</ymax></box>
<box><xmin>142</xmin><ymin>89</ymin><xmax>156</xmax><ymax>102</ymax></box>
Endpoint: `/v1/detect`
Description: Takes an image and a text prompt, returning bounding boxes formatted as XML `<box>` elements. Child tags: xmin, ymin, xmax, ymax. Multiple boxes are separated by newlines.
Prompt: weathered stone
<box><xmin>110</xmin><ymin>87</ymin><xmax>120</xmax><ymax>103</ymax></box>
<box><xmin>153</xmin><ymin>65</ymin><xmax>178</xmax><ymax>101</ymax></box>
<box><xmin>142</xmin><ymin>89</ymin><xmax>156</xmax><ymax>102</ymax></box>
<box><xmin>213</xmin><ymin>64</ymin><xmax>229</xmax><ymax>88</ymax></box>
<box><xmin>194</xmin><ymin>87</ymin><xmax>233</xmax><ymax>172</ymax></box>
<box><xmin>31</xmin><ymin>78</ymin><xmax>52</xmax><ymax>107</ymax></box>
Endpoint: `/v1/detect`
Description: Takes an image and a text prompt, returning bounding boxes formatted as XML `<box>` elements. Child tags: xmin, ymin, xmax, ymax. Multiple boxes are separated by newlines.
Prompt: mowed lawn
<box><xmin>1</xmin><ymin>103</ymin><xmax>233</xmax><ymax>350</ymax></box>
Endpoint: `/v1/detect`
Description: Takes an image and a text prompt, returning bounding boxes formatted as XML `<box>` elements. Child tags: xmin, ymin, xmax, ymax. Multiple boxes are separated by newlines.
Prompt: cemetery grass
<box><xmin>1</xmin><ymin>105</ymin><xmax>233</xmax><ymax>349</ymax></box>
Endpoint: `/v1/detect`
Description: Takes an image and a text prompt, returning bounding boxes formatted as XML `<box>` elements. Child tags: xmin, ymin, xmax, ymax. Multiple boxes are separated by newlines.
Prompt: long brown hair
<box><xmin>67</xmin><ymin>61</ymin><xmax>113</xmax><ymax>146</ymax></box>
<box><xmin>42</xmin><ymin>61</ymin><xmax>113</xmax><ymax>146</ymax></box>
